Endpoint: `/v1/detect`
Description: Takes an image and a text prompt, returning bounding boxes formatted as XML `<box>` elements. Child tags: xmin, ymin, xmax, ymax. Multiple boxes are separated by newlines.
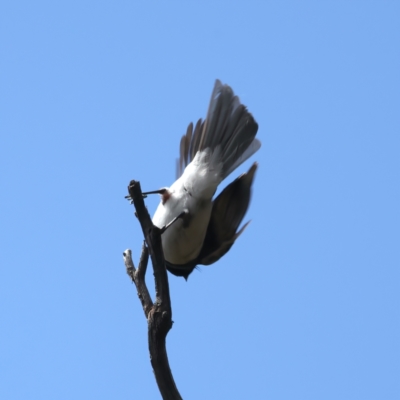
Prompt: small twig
<box><xmin>124</xmin><ymin>180</ymin><xmax>182</xmax><ymax>400</ymax></box>
<box><xmin>123</xmin><ymin>244</ymin><xmax>153</xmax><ymax>318</ymax></box>
<box><xmin>123</xmin><ymin>248</ymin><xmax>136</xmax><ymax>282</ymax></box>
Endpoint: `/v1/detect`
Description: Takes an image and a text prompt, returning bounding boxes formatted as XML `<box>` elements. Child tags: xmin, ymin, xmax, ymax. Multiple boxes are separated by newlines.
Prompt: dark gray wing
<box><xmin>197</xmin><ymin>162</ymin><xmax>258</xmax><ymax>265</ymax></box>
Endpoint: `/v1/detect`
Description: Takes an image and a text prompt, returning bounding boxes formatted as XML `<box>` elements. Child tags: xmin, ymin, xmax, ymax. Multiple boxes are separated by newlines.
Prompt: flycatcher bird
<box><xmin>142</xmin><ymin>80</ymin><xmax>260</xmax><ymax>279</ymax></box>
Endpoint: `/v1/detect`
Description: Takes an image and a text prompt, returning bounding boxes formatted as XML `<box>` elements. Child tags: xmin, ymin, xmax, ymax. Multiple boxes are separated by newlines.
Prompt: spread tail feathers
<box><xmin>177</xmin><ymin>80</ymin><xmax>260</xmax><ymax>179</ymax></box>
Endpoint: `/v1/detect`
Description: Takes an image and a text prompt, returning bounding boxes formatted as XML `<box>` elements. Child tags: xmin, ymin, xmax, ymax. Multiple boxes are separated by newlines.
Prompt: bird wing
<box><xmin>197</xmin><ymin>162</ymin><xmax>258</xmax><ymax>265</ymax></box>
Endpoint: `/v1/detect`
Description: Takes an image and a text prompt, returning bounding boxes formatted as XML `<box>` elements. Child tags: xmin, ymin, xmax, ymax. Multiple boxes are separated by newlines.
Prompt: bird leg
<box><xmin>141</xmin><ymin>188</ymin><xmax>168</xmax><ymax>198</ymax></box>
<box><xmin>125</xmin><ymin>188</ymin><xmax>167</xmax><ymax>203</ymax></box>
<box><xmin>160</xmin><ymin>209</ymin><xmax>189</xmax><ymax>234</ymax></box>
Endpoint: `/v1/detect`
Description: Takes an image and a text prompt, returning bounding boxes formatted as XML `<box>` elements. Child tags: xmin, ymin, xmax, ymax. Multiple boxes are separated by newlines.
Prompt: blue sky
<box><xmin>1</xmin><ymin>2</ymin><xmax>399</xmax><ymax>399</ymax></box>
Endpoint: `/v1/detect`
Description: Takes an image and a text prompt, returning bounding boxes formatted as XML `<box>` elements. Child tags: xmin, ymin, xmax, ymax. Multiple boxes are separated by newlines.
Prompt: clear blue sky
<box><xmin>1</xmin><ymin>2</ymin><xmax>399</xmax><ymax>399</ymax></box>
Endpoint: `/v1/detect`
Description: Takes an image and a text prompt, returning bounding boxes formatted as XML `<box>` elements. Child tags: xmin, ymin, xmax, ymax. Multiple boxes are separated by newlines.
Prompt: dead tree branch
<box><xmin>123</xmin><ymin>180</ymin><xmax>182</xmax><ymax>400</ymax></box>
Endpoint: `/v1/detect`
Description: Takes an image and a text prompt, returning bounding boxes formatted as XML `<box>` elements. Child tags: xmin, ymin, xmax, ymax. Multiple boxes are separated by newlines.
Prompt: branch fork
<box><xmin>123</xmin><ymin>180</ymin><xmax>182</xmax><ymax>400</ymax></box>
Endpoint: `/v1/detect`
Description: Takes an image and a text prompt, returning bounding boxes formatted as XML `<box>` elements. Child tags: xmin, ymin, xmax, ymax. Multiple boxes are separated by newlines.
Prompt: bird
<box><xmin>144</xmin><ymin>79</ymin><xmax>260</xmax><ymax>279</ymax></box>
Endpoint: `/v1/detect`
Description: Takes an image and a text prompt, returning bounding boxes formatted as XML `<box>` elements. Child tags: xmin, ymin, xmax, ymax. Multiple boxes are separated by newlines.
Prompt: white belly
<box><xmin>152</xmin><ymin>155</ymin><xmax>221</xmax><ymax>265</ymax></box>
<box><xmin>152</xmin><ymin>194</ymin><xmax>212</xmax><ymax>265</ymax></box>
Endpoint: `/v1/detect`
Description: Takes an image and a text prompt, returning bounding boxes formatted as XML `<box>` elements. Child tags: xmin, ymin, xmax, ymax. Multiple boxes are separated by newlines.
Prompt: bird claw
<box><xmin>125</xmin><ymin>194</ymin><xmax>147</xmax><ymax>203</ymax></box>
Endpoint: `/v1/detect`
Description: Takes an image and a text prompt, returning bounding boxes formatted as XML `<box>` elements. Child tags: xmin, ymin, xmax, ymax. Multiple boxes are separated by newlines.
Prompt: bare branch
<box><xmin>124</xmin><ymin>180</ymin><xmax>182</xmax><ymax>400</ymax></box>
<box><xmin>123</xmin><ymin>245</ymin><xmax>153</xmax><ymax>318</ymax></box>
<box><xmin>123</xmin><ymin>248</ymin><xmax>136</xmax><ymax>282</ymax></box>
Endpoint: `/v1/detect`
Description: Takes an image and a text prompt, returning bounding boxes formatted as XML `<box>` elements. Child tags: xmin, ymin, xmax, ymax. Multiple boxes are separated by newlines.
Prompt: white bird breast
<box><xmin>152</xmin><ymin>190</ymin><xmax>213</xmax><ymax>265</ymax></box>
<box><xmin>152</xmin><ymin>151</ymin><xmax>222</xmax><ymax>265</ymax></box>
